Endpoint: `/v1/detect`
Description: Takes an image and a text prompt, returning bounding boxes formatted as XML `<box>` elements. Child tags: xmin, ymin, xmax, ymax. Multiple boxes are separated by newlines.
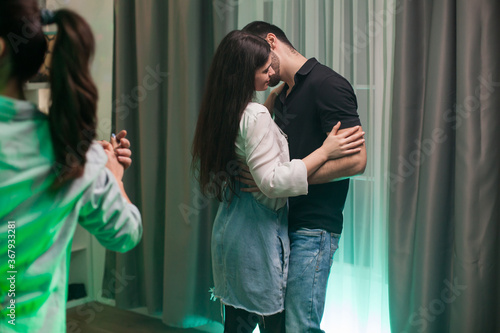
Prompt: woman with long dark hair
<box><xmin>0</xmin><ymin>1</ymin><xmax>141</xmax><ymax>332</ymax></box>
<box><xmin>192</xmin><ymin>30</ymin><xmax>363</xmax><ymax>332</ymax></box>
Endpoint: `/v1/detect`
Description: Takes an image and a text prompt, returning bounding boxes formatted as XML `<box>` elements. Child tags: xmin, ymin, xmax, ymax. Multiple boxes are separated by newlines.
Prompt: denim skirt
<box><xmin>211</xmin><ymin>188</ymin><xmax>289</xmax><ymax>316</ymax></box>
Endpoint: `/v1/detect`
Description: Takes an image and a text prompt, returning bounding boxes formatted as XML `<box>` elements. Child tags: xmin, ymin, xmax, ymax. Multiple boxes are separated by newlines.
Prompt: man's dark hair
<box><xmin>242</xmin><ymin>21</ymin><xmax>296</xmax><ymax>51</ymax></box>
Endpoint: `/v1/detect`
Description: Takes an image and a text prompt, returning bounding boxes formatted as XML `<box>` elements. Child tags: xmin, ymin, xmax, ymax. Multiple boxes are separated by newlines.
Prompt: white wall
<box><xmin>46</xmin><ymin>0</ymin><xmax>114</xmax><ymax>141</ymax></box>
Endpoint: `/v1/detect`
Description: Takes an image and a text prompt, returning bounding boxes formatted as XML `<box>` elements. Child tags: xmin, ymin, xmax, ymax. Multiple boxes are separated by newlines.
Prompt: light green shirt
<box><xmin>0</xmin><ymin>96</ymin><xmax>142</xmax><ymax>332</ymax></box>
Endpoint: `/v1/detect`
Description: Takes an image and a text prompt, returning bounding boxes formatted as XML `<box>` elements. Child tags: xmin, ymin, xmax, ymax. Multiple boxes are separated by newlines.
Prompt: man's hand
<box><xmin>236</xmin><ymin>163</ymin><xmax>261</xmax><ymax>193</ymax></box>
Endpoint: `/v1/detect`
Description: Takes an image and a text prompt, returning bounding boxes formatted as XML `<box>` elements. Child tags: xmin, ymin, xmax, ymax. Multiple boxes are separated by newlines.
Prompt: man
<box><xmin>242</xmin><ymin>21</ymin><xmax>367</xmax><ymax>332</ymax></box>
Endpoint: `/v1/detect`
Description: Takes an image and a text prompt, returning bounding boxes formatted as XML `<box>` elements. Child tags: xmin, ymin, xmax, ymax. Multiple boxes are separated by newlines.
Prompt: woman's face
<box><xmin>254</xmin><ymin>55</ymin><xmax>275</xmax><ymax>91</ymax></box>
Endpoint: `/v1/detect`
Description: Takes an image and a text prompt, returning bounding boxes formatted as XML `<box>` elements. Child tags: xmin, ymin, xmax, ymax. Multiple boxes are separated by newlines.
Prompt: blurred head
<box><xmin>0</xmin><ymin>0</ymin><xmax>47</xmax><ymax>90</ymax></box>
<box><xmin>192</xmin><ymin>30</ymin><xmax>272</xmax><ymax>201</ymax></box>
<box><xmin>0</xmin><ymin>0</ymin><xmax>98</xmax><ymax>188</ymax></box>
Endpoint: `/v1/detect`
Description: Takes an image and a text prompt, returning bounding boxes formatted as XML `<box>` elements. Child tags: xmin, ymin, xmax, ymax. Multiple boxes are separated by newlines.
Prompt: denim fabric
<box><xmin>284</xmin><ymin>228</ymin><xmax>340</xmax><ymax>333</ymax></box>
<box><xmin>212</xmin><ymin>188</ymin><xmax>289</xmax><ymax>316</ymax></box>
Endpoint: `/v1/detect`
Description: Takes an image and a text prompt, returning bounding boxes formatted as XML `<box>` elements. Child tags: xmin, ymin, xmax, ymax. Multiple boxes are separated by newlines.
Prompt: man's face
<box><xmin>268</xmin><ymin>51</ymin><xmax>281</xmax><ymax>87</ymax></box>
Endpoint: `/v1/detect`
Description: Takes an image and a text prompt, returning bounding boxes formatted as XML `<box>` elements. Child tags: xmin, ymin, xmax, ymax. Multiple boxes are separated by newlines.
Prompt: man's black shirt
<box><xmin>274</xmin><ymin>58</ymin><xmax>361</xmax><ymax>234</ymax></box>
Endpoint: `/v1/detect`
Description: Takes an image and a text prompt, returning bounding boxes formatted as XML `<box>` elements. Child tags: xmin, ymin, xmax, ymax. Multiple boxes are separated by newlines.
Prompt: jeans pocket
<box><xmin>289</xmin><ymin>228</ymin><xmax>325</xmax><ymax>276</ymax></box>
<box><xmin>329</xmin><ymin>233</ymin><xmax>341</xmax><ymax>267</ymax></box>
<box><xmin>293</xmin><ymin>228</ymin><xmax>324</xmax><ymax>236</ymax></box>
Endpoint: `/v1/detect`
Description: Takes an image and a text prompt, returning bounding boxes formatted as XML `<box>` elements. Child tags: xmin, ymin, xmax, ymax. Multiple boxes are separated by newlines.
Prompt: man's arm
<box><xmin>308</xmin><ymin>126</ymin><xmax>367</xmax><ymax>184</ymax></box>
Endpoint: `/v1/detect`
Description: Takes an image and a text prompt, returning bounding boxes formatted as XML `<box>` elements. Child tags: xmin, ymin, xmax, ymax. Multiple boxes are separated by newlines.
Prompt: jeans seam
<box><xmin>309</xmin><ymin>231</ymin><xmax>325</xmax><ymax>333</ymax></box>
<box><xmin>316</xmin><ymin>231</ymin><xmax>325</xmax><ymax>271</ymax></box>
<box><xmin>309</xmin><ymin>245</ymin><xmax>320</xmax><ymax>333</ymax></box>
<box><xmin>330</xmin><ymin>233</ymin><xmax>334</xmax><ymax>268</ymax></box>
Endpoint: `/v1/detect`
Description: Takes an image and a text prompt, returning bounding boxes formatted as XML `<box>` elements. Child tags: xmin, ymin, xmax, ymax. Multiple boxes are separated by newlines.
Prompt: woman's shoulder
<box><xmin>240</xmin><ymin>102</ymin><xmax>272</xmax><ymax>128</ymax></box>
<box><xmin>243</xmin><ymin>102</ymin><xmax>269</xmax><ymax>118</ymax></box>
<box><xmin>238</xmin><ymin>102</ymin><xmax>275</xmax><ymax>145</ymax></box>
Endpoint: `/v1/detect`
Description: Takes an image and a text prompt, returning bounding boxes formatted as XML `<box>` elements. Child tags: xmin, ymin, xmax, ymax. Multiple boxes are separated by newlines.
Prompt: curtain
<box><xmin>388</xmin><ymin>1</ymin><xmax>500</xmax><ymax>332</ymax></box>
<box><xmin>105</xmin><ymin>0</ymin><xmax>396</xmax><ymax>331</ymax></box>
<box><xmin>235</xmin><ymin>1</ymin><xmax>394</xmax><ymax>332</ymax></box>
<box><xmin>103</xmin><ymin>0</ymin><xmax>222</xmax><ymax>328</ymax></box>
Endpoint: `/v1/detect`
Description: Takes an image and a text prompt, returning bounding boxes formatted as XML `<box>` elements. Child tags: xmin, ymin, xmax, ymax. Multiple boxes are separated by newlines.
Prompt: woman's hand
<box><xmin>101</xmin><ymin>140</ymin><xmax>125</xmax><ymax>182</ymax></box>
<box><xmin>99</xmin><ymin>130</ymin><xmax>132</xmax><ymax>173</ymax></box>
<box><xmin>320</xmin><ymin>122</ymin><xmax>365</xmax><ymax>160</ymax></box>
<box><xmin>112</xmin><ymin>130</ymin><xmax>132</xmax><ymax>169</ymax></box>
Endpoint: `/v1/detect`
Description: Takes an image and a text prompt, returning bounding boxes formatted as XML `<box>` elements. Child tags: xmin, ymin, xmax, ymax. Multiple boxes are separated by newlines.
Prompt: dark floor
<box><xmin>66</xmin><ymin>302</ymin><xmax>222</xmax><ymax>333</ymax></box>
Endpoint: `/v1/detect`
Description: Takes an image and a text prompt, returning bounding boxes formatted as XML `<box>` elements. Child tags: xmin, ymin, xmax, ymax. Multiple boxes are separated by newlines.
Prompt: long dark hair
<box><xmin>192</xmin><ymin>30</ymin><xmax>270</xmax><ymax>201</ymax></box>
<box><xmin>0</xmin><ymin>0</ymin><xmax>98</xmax><ymax>187</ymax></box>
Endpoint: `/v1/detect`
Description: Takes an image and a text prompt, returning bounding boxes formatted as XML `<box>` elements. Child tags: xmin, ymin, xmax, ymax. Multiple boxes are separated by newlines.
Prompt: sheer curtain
<box><xmin>106</xmin><ymin>1</ymin><xmax>395</xmax><ymax>331</ymax></box>
<box><xmin>233</xmin><ymin>1</ymin><xmax>395</xmax><ymax>332</ymax></box>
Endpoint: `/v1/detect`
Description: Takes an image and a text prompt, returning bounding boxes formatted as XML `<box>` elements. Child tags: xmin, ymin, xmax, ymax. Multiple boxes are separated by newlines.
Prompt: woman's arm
<box><xmin>301</xmin><ymin>122</ymin><xmax>364</xmax><ymax>177</ymax></box>
<box><xmin>242</xmin><ymin>106</ymin><xmax>364</xmax><ymax>198</ymax></box>
<box><xmin>77</xmin><ymin>144</ymin><xmax>142</xmax><ymax>253</ymax></box>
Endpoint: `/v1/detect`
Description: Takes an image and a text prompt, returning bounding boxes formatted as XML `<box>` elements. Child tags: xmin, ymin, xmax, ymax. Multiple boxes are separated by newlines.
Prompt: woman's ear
<box><xmin>0</xmin><ymin>38</ymin><xmax>5</xmax><ymax>57</ymax></box>
<box><xmin>0</xmin><ymin>37</ymin><xmax>9</xmax><ymax>60</ymax></box>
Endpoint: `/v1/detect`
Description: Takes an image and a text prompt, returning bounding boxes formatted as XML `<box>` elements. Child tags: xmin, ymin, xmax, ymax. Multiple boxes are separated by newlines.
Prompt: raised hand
<box><xmin>101</xmin><ymin>140</ymin><xmax>125</xmax><ymax>182</ymax></box>
<box><xmin>112</xmin><ymin>130</ymin><xmax>132</xmax><ymax>169</ymax></box>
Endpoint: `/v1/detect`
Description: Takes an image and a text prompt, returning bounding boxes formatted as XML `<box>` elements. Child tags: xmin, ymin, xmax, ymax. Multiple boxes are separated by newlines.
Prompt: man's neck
<box><xmin>281</xmin><ymin>52</ymin><xmax>308</xmax><ymax>90</ymax></box>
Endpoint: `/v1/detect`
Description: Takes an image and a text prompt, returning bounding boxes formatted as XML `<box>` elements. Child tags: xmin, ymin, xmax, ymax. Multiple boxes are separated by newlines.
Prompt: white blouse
<box><xmin>235</xmin><ymin>102</ymin><xmax>308</xmax><ymax>210</ymax></box>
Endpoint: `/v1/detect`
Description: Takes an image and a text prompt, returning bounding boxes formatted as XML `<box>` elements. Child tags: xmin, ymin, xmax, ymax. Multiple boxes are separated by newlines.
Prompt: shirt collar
<box><xmin>278</xmin><ymin>58</ymin><xmax>319</xmax><ymax>102</ymax></box>
<box><xmin>296</xmin><ymin>57</ymin><xmax>319</xmax><ymax>77</ymax></box>
<box><xmin>0</xmin><ymin>95</ymin><xmax>41</xmax><ymax>121</ymax></box>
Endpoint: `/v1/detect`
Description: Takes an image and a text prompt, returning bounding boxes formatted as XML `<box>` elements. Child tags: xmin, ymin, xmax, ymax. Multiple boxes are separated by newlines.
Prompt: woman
<box><xmin>0</xmin><ymin>1</ymin><xmax>142</xmax><ymax>332</ymax></box>
<box><xmin>192</xmin><ymin>30</ymin><xmax>363</xmax><ymax>332</ymax></box>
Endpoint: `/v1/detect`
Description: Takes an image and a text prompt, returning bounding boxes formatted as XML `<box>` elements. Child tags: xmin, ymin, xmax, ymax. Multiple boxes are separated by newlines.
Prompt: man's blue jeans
<box><xmin>284</xmin><ymin>228</ymin><xmax>341</xmax><ymax>333</ymax></box>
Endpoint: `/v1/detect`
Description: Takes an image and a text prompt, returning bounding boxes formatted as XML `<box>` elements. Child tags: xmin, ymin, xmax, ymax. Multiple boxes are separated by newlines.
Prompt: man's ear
<box><xmin>265</xmin><ymin>33</ymin><xmax>278</xmax><ymax>50</ymax></box>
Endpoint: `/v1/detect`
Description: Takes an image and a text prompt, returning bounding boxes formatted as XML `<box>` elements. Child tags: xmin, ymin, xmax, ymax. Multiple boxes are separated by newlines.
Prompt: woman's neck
<box><xmin>0</xmin><ymin>78</ymin><xmax>23</xmax><ymax>100</ymax></box>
